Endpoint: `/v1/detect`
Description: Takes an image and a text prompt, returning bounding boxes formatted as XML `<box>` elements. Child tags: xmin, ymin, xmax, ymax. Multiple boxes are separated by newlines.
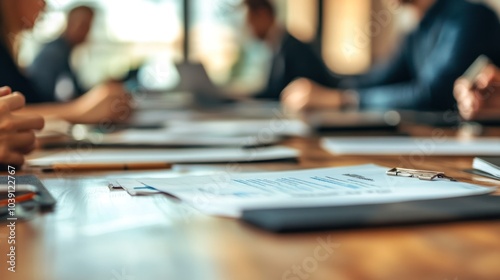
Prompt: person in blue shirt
<box><xmin>282</xmin><ymin>0</ymin><xmax>500</xmax><ymax>112</ymax></box>
<box><xmin>28</xmin><ymin>5</ymin><xmax>94</xmax><ymax>102</ymax></box>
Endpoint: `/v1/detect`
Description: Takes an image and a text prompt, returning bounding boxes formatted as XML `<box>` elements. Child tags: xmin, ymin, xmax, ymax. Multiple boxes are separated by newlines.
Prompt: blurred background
<box><xmin>17</xmin><ymin>0</ymin><xmax>500</xmax><ymax>97</ymax></box>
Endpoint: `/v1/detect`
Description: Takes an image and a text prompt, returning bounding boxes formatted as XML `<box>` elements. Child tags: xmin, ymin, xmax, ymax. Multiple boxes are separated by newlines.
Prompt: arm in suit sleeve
<box><xmin>284</xmin><ymin>39</ymin><xmax>341</xmax><ymax>88</ymax></box>
<box><xmin>255</xmin><ymin>35</ymin><xmax>341</xmax><ymax>100</ymax></box>
<box><xmin>340</xmin><ymin>37</ymin><xmax>413</xmax><ymax>90</ymax></box>
<box><xmin>355</xmin><ymin>7</ymin><xmax>500</xmax><ymax>111</ymax></box>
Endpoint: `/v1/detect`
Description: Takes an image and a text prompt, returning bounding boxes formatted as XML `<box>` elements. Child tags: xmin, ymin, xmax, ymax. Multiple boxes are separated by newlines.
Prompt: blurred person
<box><xmin>282</xmin><ymin>0</ymin><xmax>500</xmax><ymax>112</ymax></box>
<box><xmin>243</xmin><ymin>0</ymin><xmax>338</xmax><ymax>100</ymax></box>
<box><xmin>0</xmin><ymin>86</ymin><xmax>44</xmax><ymax>166</ymax></box>
<box><xmin>28</xmin><ymin>5</ymin><xmax>94</xmax><ymax>102</ymax></box>
<box><xmin>454</xmin><ymin>63</ymin><xmax>500</xmax><ymax>120</ymax></box>
<box><xmin>0</xmin><ymin>0</ymin><xmax>132</xmax><ymax>124</ymax></box>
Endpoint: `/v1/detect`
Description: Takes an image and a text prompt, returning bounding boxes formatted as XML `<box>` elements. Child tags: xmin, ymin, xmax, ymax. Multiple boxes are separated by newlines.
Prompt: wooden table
<box><xmin>1</xmin><ymin>126</ymin><xmax>500</xmax><ymax>280</ymax></box>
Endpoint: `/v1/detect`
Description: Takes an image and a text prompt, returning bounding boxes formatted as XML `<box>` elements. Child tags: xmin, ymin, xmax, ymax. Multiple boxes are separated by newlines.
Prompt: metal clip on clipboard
<box><xmin>387</xmin><ymin>168</ymin><xmax>457</xmax><ymax>182</ymax></box>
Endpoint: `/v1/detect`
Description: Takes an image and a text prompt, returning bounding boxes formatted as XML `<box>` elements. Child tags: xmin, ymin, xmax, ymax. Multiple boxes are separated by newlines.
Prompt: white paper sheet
<box><xmin>101</xmin><ymin>129</ymin><xmax>281</xmax><ymax>147</ymax></box>
<box><xmin>163</xmin><ymin>119</ymin><xmax>311</xmax><ymax>137</ymax></box>
<box><xmin>111</xmin><ymin>178</ymin><xmax>162</xmax><ymax>195</ymax></box>
<box><xmin>473</xmin><ymin>157</ymin><xmax>500</xmax><ymax>178</ymax></box>
<box><xmin>27</xmin><ymin>146</ymin><xmax>298</xmax><ymax>167</ymax></box>
<box><xmin>131</xmin><ymin>164</ymin><xmax>495</xmax><ymax>217</ymax></box>
<box><xmin>322</xmin><ymin>137</ymin><xmax>500</xmax><ymax>156</ymax></box>
<box><xmin>110</xmin><ymin>169</ymin><xmax>228</xmax><ymax>195</ymax></box>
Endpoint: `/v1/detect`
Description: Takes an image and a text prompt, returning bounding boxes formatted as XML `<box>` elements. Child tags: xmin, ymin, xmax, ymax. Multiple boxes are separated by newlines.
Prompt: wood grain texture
<box><xmin>1</xmin><ymin>127</ymin><xmax>500</xmax><ymax>280</ymax></box>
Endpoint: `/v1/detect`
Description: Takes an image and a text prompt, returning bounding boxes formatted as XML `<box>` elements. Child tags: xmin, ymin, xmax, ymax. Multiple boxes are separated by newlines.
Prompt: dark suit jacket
<box><xmin>256</xmin><ymin>32</ymin><xmax>339</xmax><ymax>100</ymax></box>
<box><xmin>28</xmin><ymin>37</ymin><xmax>85</xmax><ymax>102</ymax></box>
<box><xmin>0</xmin><ymin>42</ymin><xmax>43</xmax><ymax>103</ymax></box>
<box><xmin>344</xmin><ymin>0</ymin><xmax>500</xmax><ymax>111</ymax></box>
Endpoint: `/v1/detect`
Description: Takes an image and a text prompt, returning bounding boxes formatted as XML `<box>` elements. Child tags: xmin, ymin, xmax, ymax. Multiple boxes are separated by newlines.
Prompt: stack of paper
<box><xmin>27</xmin><ymin>146</ymin><xmax>299</xmax><ymax>169</ymax></box>
<box><xmin>70</xmin><ymin>119</ymin><xmax>310</xmax><ymax>148</ymax></box>
<box><xmin>163</xmin><ymin>119</ymin><xmax>311</xmax><ymax>137</ymax></box>
<box><xmin>322</xmin><ymin>137</ymin><xmax>500</xmax><ymax>155</ymax></box>
<box><xmin>114</xmin><ymin>164</ymin><xmax>495</xmax><ymax>217</ymax></box>
<box><xmin>472</xmin><ymin>157</ymin><xmax>500</xmax><ymax>180</ymax></box>
<box><xmin>100</xmin><ymin>129</ymin><xmax>282</xmax><ymax>147</ymax></box>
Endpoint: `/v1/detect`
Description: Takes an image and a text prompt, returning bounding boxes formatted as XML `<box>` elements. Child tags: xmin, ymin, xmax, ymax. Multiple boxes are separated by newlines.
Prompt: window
<box><xmin>19</xmin><ymin>0</ymin><xmax>320</xmax><ymax>93</ymax></box>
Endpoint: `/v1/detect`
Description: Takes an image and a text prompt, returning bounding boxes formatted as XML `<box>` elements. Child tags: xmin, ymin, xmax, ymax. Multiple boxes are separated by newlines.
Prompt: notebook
<box><xmin>472</xmin><ymin>157</ymin><xmax>500</xmax><ymax>180</ymax></box>
<box><xmin>322</xmin><ymin>137</ymin><xmax>500</xmax><ymax>156</ymax></box>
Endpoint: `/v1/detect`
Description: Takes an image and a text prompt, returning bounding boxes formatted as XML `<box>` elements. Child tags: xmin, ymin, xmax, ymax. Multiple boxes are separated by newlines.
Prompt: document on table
<box><xmin>123</xmin><ymin>164</ymin><xmax>495</xmax><ymax>217</ymax></box>
<box><xmin>27</xmin><ymin>146</ymin><xmax>298</xmax><ymax>168</ymax></box>
<box><xmin>100</xmin><ymin>129</ymin><xmax>282</xmax><ymax>147</ymax></box>
<box><xmin>163</xmin><ymin>119</ymin><xmax>311</xmax><ymax>137</ymax></box>
<box><xmin>110</xmin><ymin>178</ymin><xmax>162</xmax><ymax>195</ymax></box>
<box><xmin>321</xmin><ymin>137</ymin><xmax>500</xmax><ymax>156</ymax></box>
<box><xmin>109</xmin><ymin>169</ymin><xmax>228</xmax><ymax>195</ymax></box>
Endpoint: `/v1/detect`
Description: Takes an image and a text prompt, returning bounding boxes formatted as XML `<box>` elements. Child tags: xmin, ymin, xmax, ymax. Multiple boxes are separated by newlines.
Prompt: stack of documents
<box><xmin>54</xmin><ymin>119</ymin><xmax>310</xmax><ymax>149</ymax></box>
<box><xmin>472</xmin><ymin>157</ymin><xmax>500</xmax><ymax>180</ymax></box>
<box><xmin>163</xmin><ymin>119</ymin><xmax>311</xmax><ymax>137</ymax></box>
<box><xmin>322</xmin><ymin>137</ymin><xmax>500</xmax><ymax>155</ymax></box>
<box><xmin>100</xmin><ymin>129</ymin><xmax>281</xmax><ymax>147</ymax></box>
<box><xmin>111</xmin><ymin>164</ymin><xmax>495</xmax><ymax>217</ymax></box>
<box><xmin>27</xmin><ymin>146</ymin><xmax>299</xmax><ymax>171</ymax></box>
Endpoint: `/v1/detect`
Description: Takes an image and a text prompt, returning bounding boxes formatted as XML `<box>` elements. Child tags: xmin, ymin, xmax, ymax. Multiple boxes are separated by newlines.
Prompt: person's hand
<box><xmin>0</xmin><ymin>87</ymin><xmax>44</xmax><ymax>166</ymax></box>
<box><xmin>281</xmin><ymin>78</ymin><xmax>349</xmax><ymax>113</ymax></box>
<box><xmin>454</xmin><ymin>64</ymin><xmax>500</xmax><ymax>120</ymax></box>
<box><xmin>68</xmin><ymin>82</ymin><xmax>133</xmax><ymax>124</ymax></box>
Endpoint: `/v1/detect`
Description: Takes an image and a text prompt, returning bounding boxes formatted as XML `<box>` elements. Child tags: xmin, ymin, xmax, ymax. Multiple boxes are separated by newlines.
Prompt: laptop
<box><xmin>175</xmin><ymin>62</ymin><xmax>233</xmax><ymax>108</ymax></box>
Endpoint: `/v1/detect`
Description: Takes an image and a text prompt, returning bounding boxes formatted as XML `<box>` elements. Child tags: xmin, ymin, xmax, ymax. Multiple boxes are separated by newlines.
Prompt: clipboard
<box><xmin>386</xmin><ymin>167</ymin><xmax>457</xmax><ymax>181</ymax></box>
<box><xmin>242</xmin><ymin>167</ymin><xmax>497</xmax><ymax>232</ymax></box>
<box><xmin>242</xmin><ymin>195</ymin><xmax>500</xmax><ymax>232</ymax></box>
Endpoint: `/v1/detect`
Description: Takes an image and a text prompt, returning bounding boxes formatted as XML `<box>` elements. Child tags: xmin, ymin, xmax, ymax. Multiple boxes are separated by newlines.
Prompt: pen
<box><xmin>0</xmin><ymin>192</ymin><xmax>37</xmax><ymax>207</ymax></box>
<box><xmin>40</xmin><ymin>162</ymin><xmax>173</xmax><ymax>172</ymax></box>
<box><xmin>463</xmin><ymin>55</ymin><xmax>491</xmax><ymax>89</ymax></box>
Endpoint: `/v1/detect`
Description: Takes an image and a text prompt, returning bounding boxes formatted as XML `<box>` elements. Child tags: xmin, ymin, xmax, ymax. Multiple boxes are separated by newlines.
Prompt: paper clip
<box><xmin>386</xmin><ymin>167</ymin><xmax>457</xmax><ymax>182</ymax></box>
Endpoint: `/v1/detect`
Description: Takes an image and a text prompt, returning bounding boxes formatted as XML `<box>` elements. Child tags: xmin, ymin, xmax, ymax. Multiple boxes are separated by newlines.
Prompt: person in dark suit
<box><xmin>0</xmin><ymin>0</ymin><xmax>131</xmax><ymax>124</ymax></box>
<box><xmin>454</xmin><ymin>62</ymin><xmax>500</xmax><ymax>120</ymax></box>
<box><xmin>282</xmin><ymin>0</ymin><xmax>500</xmax><ymax>112</ymax></box>
<box><xmin>243</xmin><ymin>0</ymin><xmax>337</xmax><ymax>100</ymax></box>
<box><xmin>28</xmin><ymin>5</ymin><xmax>94</xmax><ymax>102</ymax></box>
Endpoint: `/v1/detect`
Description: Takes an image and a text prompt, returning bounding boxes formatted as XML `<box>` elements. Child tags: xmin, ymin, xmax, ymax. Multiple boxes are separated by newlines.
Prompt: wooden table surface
<box><xmin>1</xmin><ymin>125</ymin><xmax>500</xmax><ymax>280</ymax></box>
